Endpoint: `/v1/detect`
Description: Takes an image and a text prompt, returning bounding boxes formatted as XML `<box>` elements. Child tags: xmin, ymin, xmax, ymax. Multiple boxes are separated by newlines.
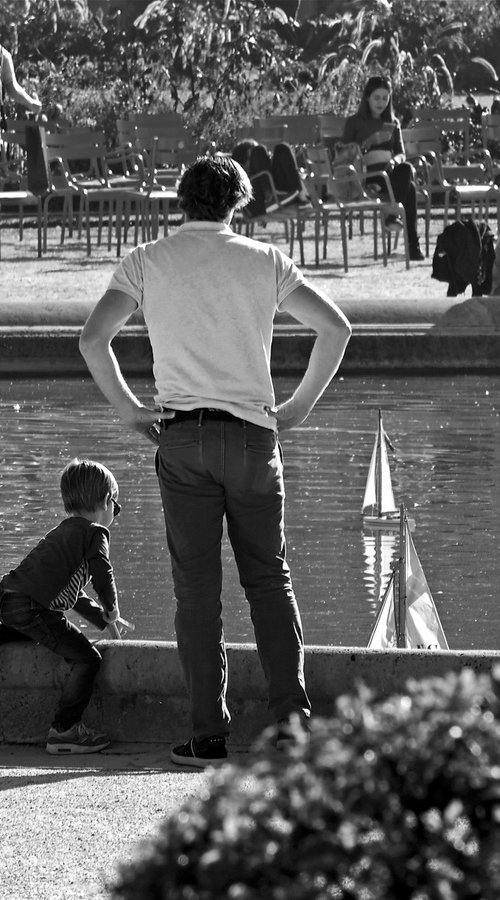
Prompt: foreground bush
<box><xmin>110</xmin><ymin>669</ymin><xmax>500</xmax><ymax>900</ymax></box>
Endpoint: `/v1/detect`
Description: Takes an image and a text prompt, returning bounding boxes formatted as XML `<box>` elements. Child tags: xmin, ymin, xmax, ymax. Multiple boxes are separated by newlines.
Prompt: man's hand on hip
<box><xmin>122</xmin><ymin>406</ymin><xmax>176</xmax><ymax>444</ymax></box>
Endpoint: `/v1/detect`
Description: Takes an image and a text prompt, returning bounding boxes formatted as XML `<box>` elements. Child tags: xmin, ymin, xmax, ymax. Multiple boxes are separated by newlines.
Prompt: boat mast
<box><xmin>396</xmin><ymin>503</ymin><xmax>407</xmax><ymax>647</ymax></box>
<box><xmin>376</xmin><ymin>409</ymin><xmax>382</xmax><ymax>518</ymax></box>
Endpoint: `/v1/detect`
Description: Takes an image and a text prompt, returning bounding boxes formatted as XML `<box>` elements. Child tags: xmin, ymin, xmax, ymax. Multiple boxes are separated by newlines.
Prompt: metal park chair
<box><xmin>238</xmin><ymin>168</ymin><xmax>320</xmax><ymax>267</ymax></box>
<box><xmin>304</xmin><ymin>162</ymin><xmax>410</xmax><ymax>272</ymax></box>
<box><xmin>402</xmin><ymin>122</ymin><xmax>498</xmax><ymax>230</ymax></box>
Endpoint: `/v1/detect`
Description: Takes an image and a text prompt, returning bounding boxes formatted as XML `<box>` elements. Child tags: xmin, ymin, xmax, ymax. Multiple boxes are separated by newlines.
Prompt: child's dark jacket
<box><xmin>1</xmin><ymin>517</ymin><xmax>117</xmax><ymax>613</ymax></box>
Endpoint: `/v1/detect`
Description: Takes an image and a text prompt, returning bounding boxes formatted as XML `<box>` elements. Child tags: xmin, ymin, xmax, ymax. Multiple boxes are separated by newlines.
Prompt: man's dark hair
<box><xmin>178</xmin><ymin>156</ymin><xmax>253</xmax><ymax>221</ymax></box>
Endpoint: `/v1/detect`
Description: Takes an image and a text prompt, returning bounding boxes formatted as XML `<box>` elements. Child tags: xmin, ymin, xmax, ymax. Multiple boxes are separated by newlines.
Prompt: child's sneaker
<box><xmin>46</xmin><ymin>722</ymin><xmax>110</xmax><ymax>755</ymax></box>
<box><xmin>170</xmin><ymin>735</ymin><xmax>227</xmax><ymax>769</ymax></box>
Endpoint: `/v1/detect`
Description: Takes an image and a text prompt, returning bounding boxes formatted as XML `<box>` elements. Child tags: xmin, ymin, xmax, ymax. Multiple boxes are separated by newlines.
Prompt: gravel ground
<box><xmin>0</xmin><ymin>743</ymin><xmax>239</xmax><ymax>900</ymax></box>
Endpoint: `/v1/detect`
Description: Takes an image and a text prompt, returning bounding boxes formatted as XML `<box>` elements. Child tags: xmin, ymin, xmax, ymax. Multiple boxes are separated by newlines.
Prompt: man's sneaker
<box><xmin>170</xmin><ymin>736</ymin><xmax>227</xmax><ymax>769</ymax></box>
<box><xmin>46</xmin><ymin>722</ymin><xmax>110</xmax><ymax>755</ymax></box>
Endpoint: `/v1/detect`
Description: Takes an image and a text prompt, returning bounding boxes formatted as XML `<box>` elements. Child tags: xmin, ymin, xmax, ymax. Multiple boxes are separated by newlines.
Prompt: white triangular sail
<box><xmin>368</xmin><ymin>509</ymin><xmax>448</xmax><ymax>649</ymax></box>
<box><xmin>404</xmin><ymin>525</ymin><xmax>449</xmax><ymax>649</ymax></box>
<box><xmin>362</xmin><ymin>411</ymin><xmax>397</xmax><ymax>518</ymax></box>
<box><xmin>367</xmin><ymin>568</ymin><xmax>397</xmax><ymax>648</ymax></box>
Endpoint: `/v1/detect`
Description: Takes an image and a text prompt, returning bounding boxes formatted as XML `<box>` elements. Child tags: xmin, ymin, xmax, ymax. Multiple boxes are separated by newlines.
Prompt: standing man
<box><xmin>80</xmin><ymin>156</ymin><xmax>351</xmax><ymax>767</ymax></box>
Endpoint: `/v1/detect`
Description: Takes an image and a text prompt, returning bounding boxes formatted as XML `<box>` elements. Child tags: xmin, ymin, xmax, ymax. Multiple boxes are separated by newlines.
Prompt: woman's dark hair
<box><xmin>178</xmin><ymin>156</ymin><xmax>253</xmax><ymax>221</ymax></box>
<box><xmin>358</xmin><ymin>74</ymin><xmax>395</xmax><ymax>122</ymax></box>
<box><xmin>60</xmin><ymin>458</ymin><xmax>118</xmax><ymax>514</ymax></box>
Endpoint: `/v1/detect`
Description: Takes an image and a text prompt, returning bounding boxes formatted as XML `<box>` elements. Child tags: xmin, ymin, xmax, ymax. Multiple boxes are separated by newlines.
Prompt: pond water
<box><xmin>1</xmin><ymin>374</ymin><xmax>499</xmax><ymax>650</ymax></box>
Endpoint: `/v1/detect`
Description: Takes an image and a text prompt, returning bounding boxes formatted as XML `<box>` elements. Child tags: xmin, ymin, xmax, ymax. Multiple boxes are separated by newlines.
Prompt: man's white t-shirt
<box><xmin>106</xmin><ymin>221</ymin><xmax>306</xmax><ymax>429</ymax></box>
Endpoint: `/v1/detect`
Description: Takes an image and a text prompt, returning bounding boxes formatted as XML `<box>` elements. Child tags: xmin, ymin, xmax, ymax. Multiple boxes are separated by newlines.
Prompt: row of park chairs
<box><xmin>0</xmin><ymin>119</ymin><xmax>186</xmax><ymax>259</ymax></box>
<box><xmin>1</xmin><ymin>107</ymin><xmax>499</xmax><ymax>266</ymax></box>
<box><xmin>238</xmin><ymin>105</ymin><xmax>500</xmax><ymax>270</ymax></box>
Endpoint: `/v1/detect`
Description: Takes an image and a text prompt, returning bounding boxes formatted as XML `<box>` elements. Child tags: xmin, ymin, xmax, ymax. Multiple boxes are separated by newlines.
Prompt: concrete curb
<box><xmin>1</xmin><ymin>324</ymin><xmax>500</xmax><ymax>375</ymax></box>
<box><xmin>1</xmin><ymin>640</ymin><xmax>500</xmax><ymax>746</ymax></box>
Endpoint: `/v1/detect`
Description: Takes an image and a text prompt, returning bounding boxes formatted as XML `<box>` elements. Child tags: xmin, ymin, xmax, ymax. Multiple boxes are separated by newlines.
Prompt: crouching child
<box><xmin>0</xmin><ymin>458</ymin><xmax>121</xmax><ymax>755</ymax></box>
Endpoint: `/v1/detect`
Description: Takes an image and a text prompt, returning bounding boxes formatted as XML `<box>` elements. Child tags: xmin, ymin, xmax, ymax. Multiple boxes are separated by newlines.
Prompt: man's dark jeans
<box><xmin>156</xmin><ymin>413</ymin><xmax>311</xmax><ymax>740</ymax></box>
<box><xmin>0</xmin><ymin>589</ymin><xmax>101</xmax><ymax>730</ymax></box>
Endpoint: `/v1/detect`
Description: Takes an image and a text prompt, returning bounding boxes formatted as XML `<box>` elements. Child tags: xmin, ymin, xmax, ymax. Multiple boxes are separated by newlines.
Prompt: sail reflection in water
<box><xmin>362</xmin><ymin>530</ymin><xmax>398</xmax><ymax>612</ymax></box>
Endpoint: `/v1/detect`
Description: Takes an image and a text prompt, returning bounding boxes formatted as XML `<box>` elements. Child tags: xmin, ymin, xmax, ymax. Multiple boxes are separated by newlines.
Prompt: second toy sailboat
<box><xmin>362</xmin><ymin>409</ymin><xmax>402</xmax><ymax>529</ymax></box>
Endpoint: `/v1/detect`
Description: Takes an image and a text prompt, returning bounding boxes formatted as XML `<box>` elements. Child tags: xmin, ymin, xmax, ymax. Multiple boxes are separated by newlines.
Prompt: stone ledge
<box><xmin>1</xmin><ymin>640</ymin><xmax>499</xmax><ymax>745</ymax></box>
<box><xmin>1</xmin><ymin>325</ymin><xmax>500</xmax><ymax>375</ymax></box>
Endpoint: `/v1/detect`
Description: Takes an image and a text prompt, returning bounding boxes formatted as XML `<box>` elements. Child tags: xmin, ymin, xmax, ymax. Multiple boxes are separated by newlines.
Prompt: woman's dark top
<box><xmin>343</xmin><ymin>113</ymin><xmax>405</xmax><ymax>172</ymax></box>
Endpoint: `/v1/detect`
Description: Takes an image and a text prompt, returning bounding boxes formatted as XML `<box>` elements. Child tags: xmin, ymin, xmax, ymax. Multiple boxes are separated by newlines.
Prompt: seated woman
<box><xmin>232</xmin><ymin>139</ymin><xmax>309</xmax><ymax>217</ymax></box>
<box><xmin>342</xmin><ymin>74</ymin><xmax>424</xmax><ymax>261</ymax></box>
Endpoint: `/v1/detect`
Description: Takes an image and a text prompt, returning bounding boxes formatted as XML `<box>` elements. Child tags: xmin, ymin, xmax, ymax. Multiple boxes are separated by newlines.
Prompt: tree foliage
<box><xmin>0</xmin><ymin>0</ymin><xmax>498</xmax><ymax>146</ymax></box>
<box><xmin>109</xmin><ymin>668</ymin><xmax>500</xmax><ymax>900</ymax></box>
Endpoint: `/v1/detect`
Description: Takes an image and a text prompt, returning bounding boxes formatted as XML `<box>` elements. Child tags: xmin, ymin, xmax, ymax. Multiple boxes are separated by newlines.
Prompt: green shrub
<box><xmin>109</xmin><ymin>668</ymin><xmax>500</xmax><ymax>900</ymax></box>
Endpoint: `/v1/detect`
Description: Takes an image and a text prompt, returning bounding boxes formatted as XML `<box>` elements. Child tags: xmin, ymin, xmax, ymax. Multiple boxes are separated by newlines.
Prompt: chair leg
<box><xmin>115</xmin><ymin>197</ymin><xmax>123</xmax><ymax>257</ymax></box>
<box><xmin>340</xmin><ymin>214</ymin><xmax>349</xmax><ymax>272</ymax></box>
<box><xmin>401</xmin><ymin>208</ymin><xmax>410</xmax><ymax>269</ymax></box>
<box><xmin>424</xmin><ymin>202</ymin><xmax>431</xmax><ymax>257</ymax></box>
<box><xmin>297</xmin><ymin>216</ymin><xmax>305</xmax><ymax>266</ymax></box>
<box><xmin>84</xmin><ymin>197</ymin><xmax>91</xmax><ymax>256</ymax></box>
<box><xmin>289</xmin><ymin>219</ymin><xmax>296</xmax><ymax>259</ymax></box>
<box><xmin>43</xmin><ymin>197</ymin><xmax>49</xmax><ymax>253</ymax></box>
<box><xmin>37</xmin><ymin>198</ymin><xmax>42</xmax><ymax>259</ymax></box>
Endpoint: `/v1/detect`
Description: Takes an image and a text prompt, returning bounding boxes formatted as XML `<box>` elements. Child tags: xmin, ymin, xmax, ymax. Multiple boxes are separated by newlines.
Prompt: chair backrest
<box><xmin>130</xmin><ymin>111</ymin><xmax>184</xmax><ymax>129</ymax></box>
<box><xmin>252</xmin><ymin>120</ymin><xmax>288</xmax><ymax>150</ymax></box>
<box><xmin>305</xmin><ymin>145</ymin><xmax>332</xmax><ymax>177</ymax></box>
<box><xmin>116</xmin><ymin>118</ymin><xmax>137</xmax><ymax>146</ymax></box>
<box><xmin>481</xmin><ymin>112</ymin><xmax>500</xmax><ymax>156</ymax></box>
<box><xmin>411</xmin><ymin>107</ymin><xmax>471</xmax><ymax>159</ymax></box>
<box><xmin>304</xmin><ymin>146</ymin><xmax>337</xmax><ymax>201</ymax></box>
<box><xmin>4</xmin><ymin>118</ymin><xmax>29</xmax><ymax>148</ymax></box>
<box><xmin>402</xmin><ymin>124</ymin><xmax>446</xmax><ymax>186</ymax></box>
<box><xmin>329</xmin><ymin>163</ymin><xmax>368</xmax><ymax>204</ymax></box>
<box><xmin>44</xmin><ymin>130</ymin><xmax>111</xmax><ymax>182</ymax></box>
<box><xmin>234</xmin><ymin>124</ymin><xmax>254</xmax><ymax>144</ymax></box>
<box><xmin>254</xmin><ymin>115</ymin><xmax>319</xmax><ymax>146</ymax></box>
<box><xmin>135</xmin><ymin>125</ymin><xmax>198</xmax><ymax>172</ymax></box>
<box><xmin>402</xmin><ymin>124</ymin><xmax>442</xmax><ymax>158</ymax></box>
<box><xmin>317</xmin><ymin>114</ymin><xmax>347</xmax><ymax>146</ymax></box>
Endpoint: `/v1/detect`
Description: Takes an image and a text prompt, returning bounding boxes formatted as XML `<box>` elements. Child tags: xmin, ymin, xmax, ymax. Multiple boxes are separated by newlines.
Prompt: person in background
<box><xmin>232</xmin><ymin>139</ymin><xmax>310</xmax><ymax>217</ymax></box>
<box><xmin>343</xmin><ymin>74</ymin><xmax>424</xmax><ymax>261</ymax></box>
<box><xmin>79</xmin><ymin>155</ymin><xmax>351</xmax><ymax>768</ymax></box>
<box><xmin>0</xmin><ymin>43</ymin><xmax>41</xmax><ymax>115</ymax></box>
<box><xmin>0</xmin><ymin>458</ymin><xmax>121</xmax><ymax>755</ymax></box>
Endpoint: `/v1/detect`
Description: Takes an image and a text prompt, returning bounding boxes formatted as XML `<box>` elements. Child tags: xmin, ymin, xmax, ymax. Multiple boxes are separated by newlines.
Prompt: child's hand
<box><xmin>103</xmin><ymin>605</ymin><xmax>120</xmax><ymax>624</ymax></box>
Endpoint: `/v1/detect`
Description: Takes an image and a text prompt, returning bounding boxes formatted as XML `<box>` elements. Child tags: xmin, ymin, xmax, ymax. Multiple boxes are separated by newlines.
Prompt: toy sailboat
<box><xmin>362</xmin><ymin>410</ymin><xmax>414</xmax><ymax>530</ymax></box>
<box><xmin>367</xmin><ymin>505</ymin><xmax>449</xmax><ymax>650</ymax></box>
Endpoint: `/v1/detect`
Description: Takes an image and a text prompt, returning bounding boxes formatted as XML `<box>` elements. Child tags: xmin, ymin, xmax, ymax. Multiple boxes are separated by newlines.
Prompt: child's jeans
<box><xmin>0</xmin><ymin>588</ymin><xmax>102</xmax><ymax>730</ymax></box>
